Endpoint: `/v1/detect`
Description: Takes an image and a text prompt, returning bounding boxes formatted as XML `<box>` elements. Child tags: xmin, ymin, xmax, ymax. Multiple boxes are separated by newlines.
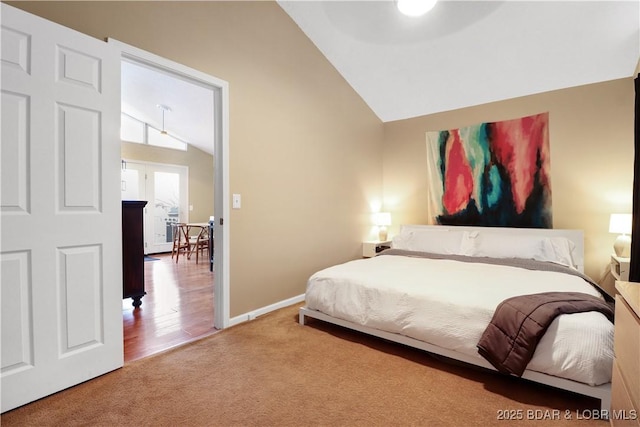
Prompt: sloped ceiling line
<box><xmin>277</xmin><ymin>0</ymin><xmax>640</xmax><ymax>123</ymax></box>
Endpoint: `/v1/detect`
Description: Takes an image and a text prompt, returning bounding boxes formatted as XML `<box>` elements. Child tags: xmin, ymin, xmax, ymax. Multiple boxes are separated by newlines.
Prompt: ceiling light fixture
<box><xmin>396</xmin><ymin>0</ymin><xmax>437</xmax><ymax>17</ymax></box>
<box><xmin>157</xmin><ymin>104</ymin><xmax>171</xmax><ymax>135</ymax></box>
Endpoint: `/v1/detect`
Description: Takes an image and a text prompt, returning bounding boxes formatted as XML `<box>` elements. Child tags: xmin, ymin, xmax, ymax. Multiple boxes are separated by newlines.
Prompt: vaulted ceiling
<box><xmin>278</xmin><ymin>0</ymin><xmax>640</xmax><ymax>122</ymax></box>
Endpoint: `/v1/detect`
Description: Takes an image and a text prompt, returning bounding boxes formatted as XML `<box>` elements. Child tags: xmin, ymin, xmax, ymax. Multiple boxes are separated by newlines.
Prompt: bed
<box><xmin>299</xmin><ymin>225</ymin><xmax>614</xmax><ymax>411</ymax></box>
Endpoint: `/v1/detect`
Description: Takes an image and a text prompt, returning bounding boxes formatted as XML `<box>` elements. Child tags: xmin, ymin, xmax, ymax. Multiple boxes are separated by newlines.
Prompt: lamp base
<box><xmin>378</xmin><ymin>227</ymin><xmax>388</xmax><ymax>242</ymax></box>
<box><xmin>613</xmin><ymin>234</ymin><xmax>631</xmax><ymax>258</ymax></box>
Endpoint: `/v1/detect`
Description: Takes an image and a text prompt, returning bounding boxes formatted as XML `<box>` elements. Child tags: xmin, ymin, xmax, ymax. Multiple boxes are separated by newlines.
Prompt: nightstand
<box><xmin>611</xmin><ymin>281</ymin><xmax>640</xmax><ymax>426</ymax></box>
<box><xmin>611</xmin><ymin>255</ymin><xmax>630</xmax><ymax>281</ymax></box>
<box><xmin>362</xmin><ymin>240</ymin><xmax>392</xmax><ymax>258</ymax></box>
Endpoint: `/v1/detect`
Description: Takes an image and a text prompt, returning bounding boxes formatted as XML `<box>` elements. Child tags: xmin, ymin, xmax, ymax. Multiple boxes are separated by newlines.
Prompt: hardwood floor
<box><xmin>122</xmin><ymin>253</ymin><xmax>216</xmax><ymax>363</ymax></box>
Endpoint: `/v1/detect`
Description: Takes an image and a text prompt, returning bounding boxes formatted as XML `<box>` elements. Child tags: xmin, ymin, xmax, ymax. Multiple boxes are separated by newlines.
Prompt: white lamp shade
<box><xmin>609</xmin><ymin>213</ymin><xmax>632</xmax><ymax>234</ymax></box>
<box><xmin>375</xmin><ymin>212</ymin><xmax>392</xmax><ymax>227</ymax></box>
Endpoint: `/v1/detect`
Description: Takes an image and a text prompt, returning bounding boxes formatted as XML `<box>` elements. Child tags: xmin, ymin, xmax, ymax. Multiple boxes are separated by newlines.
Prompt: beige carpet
<box><xmin>2</xmin><ymin>304</ymin><xmax>607</xmax><ymax>426</ymax></box>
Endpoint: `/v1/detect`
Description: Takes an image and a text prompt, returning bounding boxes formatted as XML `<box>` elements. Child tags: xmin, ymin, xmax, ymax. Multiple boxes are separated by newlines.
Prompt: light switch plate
<box><xmin>232</xmin><ymin>193</ymin><xmax>241</xmax><ymax>209</ymax></box>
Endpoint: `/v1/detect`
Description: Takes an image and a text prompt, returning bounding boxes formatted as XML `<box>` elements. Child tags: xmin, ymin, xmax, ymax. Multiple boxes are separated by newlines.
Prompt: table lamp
<box><xmin>376</xmin><ymin>212</ymin><xmax>391</xmax><ymax>241</ymax></box>
<box><xmin>609</xmin><ymin>213</ymin><xmax>632</xmax><ymax>257</ymax></box>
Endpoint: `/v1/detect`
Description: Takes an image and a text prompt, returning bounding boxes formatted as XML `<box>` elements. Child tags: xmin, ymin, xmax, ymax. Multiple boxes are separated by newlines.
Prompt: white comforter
<box><xmin>305</xmin><ymin>254</ymin><xmax>614</xmax><ymax>386</ymax></box>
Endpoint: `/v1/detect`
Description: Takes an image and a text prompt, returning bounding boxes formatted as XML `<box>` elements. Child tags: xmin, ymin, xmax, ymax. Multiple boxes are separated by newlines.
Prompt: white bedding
<box><xmin>305</xmin><ymin>253</ymin><xmax>614</xmax><ymax>386</ymax></box>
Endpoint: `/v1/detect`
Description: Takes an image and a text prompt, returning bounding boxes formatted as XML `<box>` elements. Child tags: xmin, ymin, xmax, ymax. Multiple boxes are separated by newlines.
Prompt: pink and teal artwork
<box><xmin>426</xmin><ymin>112</ymin><xmax>552</xmax><ymax>228</ymax></box>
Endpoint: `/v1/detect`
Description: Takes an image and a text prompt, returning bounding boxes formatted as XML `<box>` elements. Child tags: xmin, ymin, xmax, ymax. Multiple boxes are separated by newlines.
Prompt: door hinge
<box><xmin>219</xmin><ymin>218</ymin><xmax>223</xmax><ymax>226</ymax></box>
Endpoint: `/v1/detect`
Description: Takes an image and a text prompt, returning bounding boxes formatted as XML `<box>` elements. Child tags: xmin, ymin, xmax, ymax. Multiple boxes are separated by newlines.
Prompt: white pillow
<box><xmin>392</xmin><ymin>229</ymin><xmax>464</xmax><ymax>255</ymax></box>
<box><xmin>459</xmin><ymin>231</ymin><xmax>576</xmax><ymax>268</ymax></box>
<box><xmin>391</xmin><ymin>232</ymin><xmax>411</xmax><ymax>250</ymax></box>
<box><xmin>548</xmin><ymin>237</ymin><xmax>577</xmax><ymax>269</ymax></box>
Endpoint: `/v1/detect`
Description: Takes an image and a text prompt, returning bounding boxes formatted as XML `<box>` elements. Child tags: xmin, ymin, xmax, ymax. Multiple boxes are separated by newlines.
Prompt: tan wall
<box><xmin>10</xmin><ymin>1</ymin><xmax>630</xmax><ymax>311</ymax></box>
<box><xmin>121</xmin><ymin>141</ymin><xmax>214</xmax><ymax>224</ymax></box>
<box><xmin>383</xmin><ymin>78</ymin><xmax>635</xmax><ymax>294</ymax></box>
<box><xmin>10</xmin><ymin>1</ymin><xmax>384</xmax><ymax>316</ymax></box>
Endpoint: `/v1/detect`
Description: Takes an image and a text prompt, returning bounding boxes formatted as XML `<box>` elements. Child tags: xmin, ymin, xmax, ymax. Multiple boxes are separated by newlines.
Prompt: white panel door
<box><xmin>1</xmin><ymin>4</ymin><xmax>122</xmax><ymax>412</ymax></box>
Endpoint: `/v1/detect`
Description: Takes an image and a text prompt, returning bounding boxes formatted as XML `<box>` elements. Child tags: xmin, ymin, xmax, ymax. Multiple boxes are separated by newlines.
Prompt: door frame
<box><xmin>109</xmin><ymin>39</ymin><xmax>231</xmax><ymax>329</ymax></box>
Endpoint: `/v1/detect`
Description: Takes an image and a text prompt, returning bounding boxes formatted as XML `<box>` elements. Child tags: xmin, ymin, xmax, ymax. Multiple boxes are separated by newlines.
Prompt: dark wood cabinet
<box><xmin>122</xmin><ymin>200</ymin><xmax>147</xmax><ymax>307</ymax></box>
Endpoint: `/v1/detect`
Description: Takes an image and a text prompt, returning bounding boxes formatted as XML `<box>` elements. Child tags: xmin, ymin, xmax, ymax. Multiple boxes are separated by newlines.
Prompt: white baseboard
<box><xmin>228</xmin><ymin>293</ymin><xmax>305</xmax><ymax>327</ymax></box>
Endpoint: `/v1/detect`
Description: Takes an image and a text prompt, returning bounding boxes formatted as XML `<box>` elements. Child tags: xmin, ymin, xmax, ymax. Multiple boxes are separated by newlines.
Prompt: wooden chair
<box><xmin>188</xmin><ymin>226</ymin><xmax>209</xmax><ymax>264</ymax></box>
<box><xmin>171</xmin><ymin>223</ymin><xmax>191</xmax><ymax>263</ymax></box>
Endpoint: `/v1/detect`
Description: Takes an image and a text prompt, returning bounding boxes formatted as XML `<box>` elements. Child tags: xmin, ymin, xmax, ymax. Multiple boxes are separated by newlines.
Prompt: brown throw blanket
<box><xmin>477</xmin><ymin>292</ymin><xmax>614</xmax><ymax>376</ymax></box>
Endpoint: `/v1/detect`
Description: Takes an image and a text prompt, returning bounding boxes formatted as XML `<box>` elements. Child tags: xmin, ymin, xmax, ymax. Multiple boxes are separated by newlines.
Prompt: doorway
<box><xmin>118</xmin><ymin>56</ymin><xmax>217</xmax><ymax>359</ymax></box>
<box><xmin>111</xmin><ymin>38</ymin><xmax>230</xmax><ymax>335</ymax></box>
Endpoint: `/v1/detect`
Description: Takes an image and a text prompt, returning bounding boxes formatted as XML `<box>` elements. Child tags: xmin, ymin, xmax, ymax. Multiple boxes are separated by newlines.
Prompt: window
<box><xmin>121</xmin><ymin>113</ymin><xmax>144</xmax><ymax>143</ymax></box>
<box><xmin>121</xmin><ymin>112</ymin><xmax>187</xmax><ymax>151</ymax></box>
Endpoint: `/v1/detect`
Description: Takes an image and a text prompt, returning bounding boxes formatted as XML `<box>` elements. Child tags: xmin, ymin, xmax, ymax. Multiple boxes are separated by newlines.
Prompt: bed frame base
<box><xmin>299</xmin><ymin>306</ymin><xmax>611</xmax><ymax>412</ymax></box>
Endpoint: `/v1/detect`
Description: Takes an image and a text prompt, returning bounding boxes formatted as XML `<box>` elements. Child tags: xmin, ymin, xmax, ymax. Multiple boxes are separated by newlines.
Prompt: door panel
<box><xmin>58</xmin><ymin>245</ymin><xmax>103</xmax><ymax>352</ymax></box>
<box><xmin>58</xmin><ymin>104</ymin><xmax>102</xmax><ymax>210</ymax></box>
<box><xmin>1</xmin><ymin>4</ymin><xmax>122</xmax><ymax>412</ymax></box>
<box><xmin>0</xmin><ymin>252</ymin><xmax>33</xmax><ymax>373</ymax></box>
<box><xmin>1</xmin><ymin>92</ymin><xmax>29</xmax><ymax>213</ymax></box>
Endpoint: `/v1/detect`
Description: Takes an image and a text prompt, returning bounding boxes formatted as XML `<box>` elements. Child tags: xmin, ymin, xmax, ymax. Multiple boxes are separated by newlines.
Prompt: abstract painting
<box><xmin>426</xmin><ymin>112</ymin><xmax>551</xmax><ymax>228</ymax></box>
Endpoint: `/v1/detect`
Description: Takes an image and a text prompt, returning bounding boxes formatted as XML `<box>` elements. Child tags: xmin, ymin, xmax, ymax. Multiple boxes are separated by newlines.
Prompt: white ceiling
<box><xmin>121</xmin><ymin>1</ymin><xmax>640</xmax><ymax>154</ymax></box>
<box><xmin>278</xmin><ymin>0</ymin><xmax>640</xmax><ymax>122</ymax></box>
